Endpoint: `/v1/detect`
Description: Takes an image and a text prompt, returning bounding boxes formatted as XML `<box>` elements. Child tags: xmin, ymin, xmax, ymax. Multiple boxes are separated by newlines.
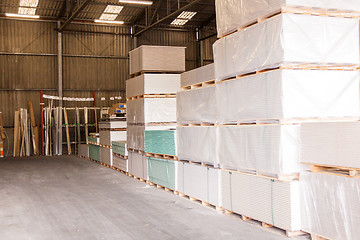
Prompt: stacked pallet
<box><xmin>213</xmin><ymin>0</ymin><xmax>360</xmax><ymax>236</ymax></box>
<box><xmin>99</xmin><ymin>116</ymin><xmax>127</xmax><ymax>166</ymax></box>
<box><xmin>126</xmin><ymin>45</ymin><xmax>184</xmax><ymax>181</ymax></box>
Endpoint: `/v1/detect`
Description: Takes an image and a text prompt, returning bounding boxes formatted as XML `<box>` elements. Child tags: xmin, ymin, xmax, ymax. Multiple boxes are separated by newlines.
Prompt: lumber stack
<box><xmin>126</xmin><ymin>45</ymin><xmax>184</xmax><ymax>181</ymax></box>
<box><xmin>214</xmin><ymin>0</ymin><xmax>360</xmax><ymax>237</ymax></box>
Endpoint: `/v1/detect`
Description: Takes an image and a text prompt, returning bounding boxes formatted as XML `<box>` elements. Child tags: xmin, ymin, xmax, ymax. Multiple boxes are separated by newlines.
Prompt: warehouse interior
<box><xmin>1</xmin><ymin>0</ymin><xmax>359</xmax><ymax>239</ymax></box>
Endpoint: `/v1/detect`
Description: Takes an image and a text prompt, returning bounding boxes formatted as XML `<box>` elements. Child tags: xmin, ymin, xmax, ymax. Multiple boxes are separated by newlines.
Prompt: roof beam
<box><xmin>58</xmin><ymin>0</ymin><xmax>91</xmax><ymax>32</ymax></box>
<box><xmin>134</xmin><ymin>0</ymin><xmax>202</xmax><ymax>37</ymax></box>
<box><xmin>150</xmin><ymin>0</ymin><xmax>163</xmax><ymax>24</ymax></box>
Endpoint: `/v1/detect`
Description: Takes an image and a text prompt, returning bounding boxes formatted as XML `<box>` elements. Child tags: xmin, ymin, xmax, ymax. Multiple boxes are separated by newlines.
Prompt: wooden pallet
<box><xmin>311</xmin><ymin>234</ymin><xmax>332</xmax><ymax>240</ymax></box>
<box><xmin>126</xmin><ymin>93</ymin><xmax>176</xmax><ymax>101</ymax></box>
<box><xmin>145</xmin><ymin>152</ymin><xmax>178</xmax><ymax>160</ymax></box>
<box><xmin>178</xmin><ymin>122</ymin><xmax>217</xmax><ymax>127</ymax></box>
<box><xmin>128</xmin><ymin>148</ymin><xmax>144</xmax><ymax>154</ymax></box>
<box><xmin>177</xmin><ymin>159</ymin><xmax>220</xmax><ymax>169</ymax></box>
<box><xmin>99</xmin><ymin>128</ymin><xmax>127</xmax><ymax>131</ymax></box>
<box><xmin>130</xmin><ymin>70</ymin><xmax>183</xmax><ymax>78</ymax></box>
<box><xmin>99</xmin><ymin>144</ymin><xmax>112</xmax><ymax>149</ymax></box>
<box><xmin>181</xmin><ymin>79</ymin><xmax>216</xmax><ymax>91</ymax></box>
<box><xmin>113</xmin><ymin>152</ymin><xmax>128</xmax><ymax>159</ymax></box>
<box><xmin>307</xmin><ymin>163</ymin><xmax>360</xmax><ymax>178</ymax></box>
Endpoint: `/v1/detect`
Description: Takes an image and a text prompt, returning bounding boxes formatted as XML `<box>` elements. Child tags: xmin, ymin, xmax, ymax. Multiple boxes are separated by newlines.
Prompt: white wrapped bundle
<box><xmin>78</xmin><ymin>144</ymin><xmax>89</xmax><ymax>158</ymax></box>
<box><xmin>176</xmin><ymin>126</ymin><xmax>218</xmax><ymax>166</ymax></box>
<box><xmin>113</xmin><ymin>154</ymin><xmax>128</xmax><ymax>172</ymax></box>
<box><xmin>181</xmin><ymin>63</ymin><xmax>215</xmax><ymax>87</ymax></box>
<box><xmin>213</xmin><ymin>14</ymin><xmax>359</xmax><ymax>81</ymax></box>
<box><xmin>219</xmin><ymin>125</ymin><xmax>307</xmax><ymax>176</ymax></box>
<box><xmin>128</xmin><ymin>151</ymin><xmax>148</xmax><ymax>180</ymax></box>
<box><xmin>177</xmin><ymin>85</ymin><xmax>216</xmax><ymax>124</ymax></box>
<box><xmin>301</xmin><ymin>122</ymin><xmax>360</xmax><ymax>169</ymax></box>
<box><xmin>127</xmin><ymin>125</ymin><xmax>175</xmax><ymax>151</ymax></box>
<box><xmin>126</xmin><ymin>74</ymin><xmax>180</xmax><ymax>98</ymax></box>
<box><xmin>301</xmin><ymin>172</ymin><xmax>360</xmax><ymax>240</ymax></box>
<box><xmin>216</xmin><ymin>0</ymin><xmax>360</xmax><ymax>38</ymax></box>
<box><xmin>99</xmin><ymin>121</ymin><xmax>126</xmax><ymax>129</ymax></box>
<box><xmin>129</xmin><ymin>46</ymin><xmax>186</xmax><ymax>75</ymax></box>
<box><xmin>216</xmin><ymin>69</ymin><xmax>360</xmax><ymax>123</ymax></box>
<box><xmin>127</xmin><ymin>98</ymin><xmax>177</xmax><ymax>124</ymax></box>
<box><xmin>100</xmin><ymin>147</ymin><xmax>113</xmax><ymax>166</ymax></box>
<box><xmin>99</xmin><ymin>130</ymin><xmax>126</xmax><ymax>147</ymax></box>
<box><xmin>221</xmin><ymin>170</ymin><xmax>301</xmax><ymax>231</ymax></box>
<box><xmin>177</xmin><ymin>162</ymin><xmax>221</xmax><ymax>206</ymax></box>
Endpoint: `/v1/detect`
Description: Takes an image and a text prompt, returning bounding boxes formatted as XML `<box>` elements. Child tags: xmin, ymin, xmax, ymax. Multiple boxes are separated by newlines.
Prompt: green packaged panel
<box><xmin>144</xmin><ymin>130</ymin><xmax>176</xmax><ymax>156</ymax></box>
<box><xmin>112</xmin><ymin>141</ymin><xmax>127</xmax><ymax>156</ymax></box>
<box><xmin>88</xmin><ymin>136</ymin><xmax>99</xmax><ymax>144</ymax></box>
<box><xmin>148</xmin><ymin>157</ymin><xmax>176</xmax><ymax>190</ymax></box>
<box><xmin>89</xmin><ymin>144</ymin><xmax>100</xmax><ymax>161</ymax></box>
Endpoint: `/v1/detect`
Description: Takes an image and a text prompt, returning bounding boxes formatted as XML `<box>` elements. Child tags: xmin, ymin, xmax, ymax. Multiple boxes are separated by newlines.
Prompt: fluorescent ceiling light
<box><xmin>18</xmin><ymin>7</ymin><xmax>36</xmax><ymax>15</ymax></box>
<box><xmin>5</xmin><ymin>13</ymin><xmax>40</xmax><ymax>18</ymax></box>
<box><xmin>170</xmin><ymin>19</ymin><xmax>188</xmax><ymax>26</ymax></box>
<box><xmin>94</xmin><ymin>19</ymin><xmax>124</xmax><ymax>25</ymax></box>
<box><xmin>118</xmin><ymin>0</ymin><xmax>153</xmax><ymax>5</ymax></box>
<box><xmin>177</xmin><ymin>11</ymin><xmax>197</xmax><ymax>20</ymax></box>
<box><xmin>19</xmin><ymin>0</ymin><xmax>39</xmax><ymax>7</ymax></box>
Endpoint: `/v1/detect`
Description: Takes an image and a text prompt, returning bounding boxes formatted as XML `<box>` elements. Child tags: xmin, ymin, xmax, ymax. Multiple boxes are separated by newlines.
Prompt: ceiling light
<box><xmin>5</xmin><ymin>13</ymin><xmax>40</xmax><ymax>18</ymax></box>
<box><xmin>19</xmin><ymin>0</ymin><xmax>39</xmax><ymax>7</ymax></box>
<box><xmin>170</xmin><ymin>19</ymin><xmax>188</xmax><ymax>26</ymax></box>
<box><xmin>118</xmin><ymin>0</ymin><xmax>153</xmax><ymax>5</ymax></box>
<box><xmin>94</xmin><ymin>19</ymin><xmax>124</xmax><ymax>25</ymax></box>
<box><xmin>18</xmin><ymin>7</ymin><xmax>36</xmax><ymax>15</ymax></box>
<box><xmin>104</xmin><ymin>5</ymin><xmax>123</xmax><ymax>14</ymax></box>
<box><xmin>177</xmin><ymin>11</ymin><xmax>197</xmax><ymax>20</ymax></box>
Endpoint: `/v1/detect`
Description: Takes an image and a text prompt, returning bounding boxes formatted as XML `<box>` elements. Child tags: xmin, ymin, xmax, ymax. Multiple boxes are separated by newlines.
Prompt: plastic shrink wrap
<box><xmin>100</xmin><ymin>147</ymin><xmax>113</xmax><ymax>166</ymax></box>
<box><xmin>112</xmin><ymin>141</ymin><xmax>128</xmax><ymax>156</ymax></box>
<box><xmin>127</xmin><ymin>98</ymin><xmax>177</xmax><ymax>124</ymax></box>
<box><xmin>89</xmin><ymin>144</ymin><xmax>100</xmax><ymax>161</ymax></box>
<box><xmin>181</xmin><ymin>63</ymin><xmax>215</xmax><ymax>87</ymax></box>
<box><xmin>177</xmin><ymin>162</ymin><xmax>221</xmax><ymax>206</ymax></box>
<box><xmin>301</xmin><ymin>172</ymin><xmax>360</xmax><ymax>240</ymax></box>
<box><xmin>113</xmin><ymin>154</ymin><xmax>128</xmax><ymax>172</ymax></box>
<box><xmin>215</xmin><ymin>0</ymin><xmax>360</xmax><ymax>38</ymax></box>
<box><xmin>301</xmin><ymin>122</ymin><xmax>360</xmax><ymax>169</ymax></box>
<box><xmin>219</xmin><ymin>125</ymin><xmax>307</xmax><ymax>176</ymax></box>
<box><xmin>78</xmin><ymin>144</ymin><xmax>89</xmax><ymax>158</ymax></box>
<box><xmin>144</xmin><ymin>130</ymin><xmax>176</xmax><ymax>156</ymax></box>
<box><xmin>213</xmin><ymin>14</ymin><xmax>359</xmax><ymax>81</ymax></box>
<box><xmin>126</xmin><ymin>74</ymin><xmax>180</xmax><ymax>98</ymax></box>
<box><xmin>129</xmin><ymin>46</ymin><xmax>185</xmax><ymax>75</ymax></box>
<box><xmin>176</xmin><ymin>126</ymin><xmax>218</xmax><ymax>166</ymax></box>
<box><xmin>148</xmin><ymin>157</ymin><xmax>177</xmax><ymax>190</ymax></box>
<box><xmin>221</xmin><ymin>170</ymin><xmax>301</xmax><ymax>231</ymax></box>
<box><xmin>98</xmin><ymin>121</ymin><xmax>126</xmax><ymax>129</ymax></box>
<box><xmin>216</xmin><ymin>70</ymin><xmax>360</xmax><ymax>123</ymax></box>
<box><xmin>128</xmin><ymin>151</ymin><xmax>148</xmax><ymax>180</ymax></box>
<box><xmin>177</xmin><ymin>85</ymin><xmax>217</xmax><ymax>124</ymax></box>
<box><xmin>127</xmin><ymin>125</ymin><xmax>175</xmax><ymax>151</ymax></box>
<box><xmin>99</xmin><ymin>130</ymin><xmax>126</xmax><ymax>147</ymax></box>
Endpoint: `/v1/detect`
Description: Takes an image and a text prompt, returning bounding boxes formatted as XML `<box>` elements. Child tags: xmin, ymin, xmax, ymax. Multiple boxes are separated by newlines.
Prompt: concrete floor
<box><xmin>0</xmin><ymin>156</ymin><xmax>310</xmax><ymax>240</ymax></box>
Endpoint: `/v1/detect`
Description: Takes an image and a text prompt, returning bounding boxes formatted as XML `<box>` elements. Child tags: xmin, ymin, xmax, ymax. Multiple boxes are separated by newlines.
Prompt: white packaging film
<box><xmin>176</xmin><ymin>126</ymin><xmax>218</xmax><ymax>166</ymax></box>
<box><xmin>100</xmin><ymin>147</ymin><xmax>113</xmax><ymax>166</ymax></box>
<box><xmin>215</xmin><ymin>0</ymin><xmax>360</xmax><ymax>38</ymax></box>
<box><xmin>221</xmin><ymin>170</ymin><xmax>301</xmax><ymax>231</ymax></box>
<box><xmin>128</xmin><ymin>151</ymin><xmax>148</xmax><ymax>180</ymax></box>
<box><xmin>127</xmin><ymin>98</ymin><xmax>177</xmax><ymax>124</ymax></box>
<box><xmin>99</xmin><ymin>121</ymin><xmax>127</xmax><ymax>129</ymax></box>
<box><xmin>126</xmin><ymin>74</ymin><xmax>180</xmax><ymax>98</ymax></box>
<box><xmin>216</xmin><ymin>69</ymin><xmax>360</xmax><ymax>123</ymax></box>
<box><xmin>213</xmin><ymin>14</ymin><xmax>359</xmax><ymax>81</ymax></box>
<box><xmin>301</xmin><ymin>122</ymin><xmax>360</xmax><ymax>169</ymax></box>
<box><xmin>177</xmin><ymin>162</ymin><xmax>221</xmax><ymax>207</ymax></box>
<box><xmin>99</xmin><ymin>130</ymin><xmax>127</xmax><ymax>147</ymax></box>
<box><xmin>78</xmin><ymin>144</ymin><xmax>89</xmax><ymax>158</ymax></box>
<box><xmin>300</xmin><ymin>172</ymin><xmax>360</xmax><ymax>240</ymax></box>
<box><xmin>180</xmin><ymin>63</ymin><xmax>215</xmax><ymax>87</ymax></box>
<box><xmin>219</xmin><ymin>125</ymin><xmax>307</xmax><ymax>176</ymax></box>
<box><xmin>113</xmin><ymin>154</ymin><xmax>128</xmax><ymax>172</ymax></box>
<box><xmin>177</xmin><ymin>85</ymin><xmax>217</xmax><ymax>124</ymax></box>
<box><xmin>129</xmin><ymin>45</ymin><xmax>186</xmax><ymax>75</ymax></box>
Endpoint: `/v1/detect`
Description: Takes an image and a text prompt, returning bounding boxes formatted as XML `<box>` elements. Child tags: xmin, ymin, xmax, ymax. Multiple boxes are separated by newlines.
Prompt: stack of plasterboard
<box><xmin>215</xmin><ymin>0</ymin><xmax>360</xmax><ymax>38</ymax></box>
<box><xmin>113</xmin><ymin>155</ymin><xmax>128</xmax><ymax>172</ymax></box>
<box><xmin>128</xmin><ymin>151</ymin><xmax>148</xmax><ymax>180</ymax></box>
<box><xmin>181</xmin><ymin>63</ymin><xmax>215</xmax><ymax>87</ymax></box>
<box><xmin>300</xmin><ymin>172</ymin><xmax>360</xmax><ymax>240</ymax></box>
<box><xmin>222</xmin><ymin>170</ymin><xmax>301</xmax><ymax>232</ymax></box>
<box><xmin>148</xmin><ymin>157</ymin><xmax>177</xmax><ymax>189</ymax></box>
<box><xmin>129</xmin><ymin>45</ymin><xmax>186</xmax><ymax>75</ymax></box>
<box><xmin>213</xmin><ymin>14</ymin><xmax>359</xmax><ymax>81</ymax></box>
<box><xmin>88</xmin><ymin>135</ymin><xmax>99</xmax><ymax>145</ymax></box>
<box><xmin>112</xmin><ymin>141</ymin><xmax>128</xmax><ymax>156</ymax></box>
<box><xmin>99</xmin><ymin>130</ymin><xmax>127</xmax><ymax>147</ymax></box>
<box><xmin>89</xmin><ymin>144</ymin><xmax>100</xmax><ymax>162</ymax></box>
<box><xmin>177</xmin><ymin>162</ymin><xmax>220</xmax><ymax>207</ymax></box>
<box><xmin>78</xmin><ymin>144</ymin><xmax>89</xmax><ymax>158</ymax></box>
<box><xmin>112</xmin><ymin>141</ymin><xmax>128</xmax><ymax>171</ymax></box>
<box><xmin>98</xmin><ymin>121</ymin><xmax>126</xmax><ymax>129</ymax></box>
<box><xmin>144</xmin><ymin>130</ymin><xmax>176</xmax><ymax>156</ymax></box>
<box><xmin>100</xmin><ymin>147</ymin><xmax>113</xmax><ymax>166</ymax></box>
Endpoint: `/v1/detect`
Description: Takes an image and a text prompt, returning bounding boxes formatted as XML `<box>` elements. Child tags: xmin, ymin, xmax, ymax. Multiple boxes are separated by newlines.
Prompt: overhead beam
<box><xmin>134</xmin><ymin>0</ymin><xmax>202</xmax><ymax>37</ymax></box>
<box><xmin>58</xmin><ymin>0</ymin><xmax>91</xmax><ymax>32</ymax></box>
<box><xmin>150</xmin><ymin>0</ymin><xmax>163</xmax><ymax>24</ymax></box>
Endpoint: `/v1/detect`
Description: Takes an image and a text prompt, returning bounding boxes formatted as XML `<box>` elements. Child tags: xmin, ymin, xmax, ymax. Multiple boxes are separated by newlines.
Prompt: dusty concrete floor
<box><xmin>0</xmin><ymin>155</ymin><xmax>309</xmax><ymax>240</ymax></box>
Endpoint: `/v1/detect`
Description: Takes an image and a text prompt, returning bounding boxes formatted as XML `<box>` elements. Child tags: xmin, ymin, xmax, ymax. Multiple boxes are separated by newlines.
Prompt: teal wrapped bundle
<box><xmin>89</xmin><ymin>144</ymin><xmax>100</xmax><ymax>161</ymax></box>
<box><xmin>148</xmin><ymin>157</ymin><xmax>176</xmax><ymax>190</ymax></box>
<box><xmin>112</xmin><ymin>141</ymin><xmax>127</xmax><ymax>156</ymax></box>
<box><xmin>144</xmin><ymin>130</ymin><xmax>176</xmax><ymax>156</ymax></box>
<box><xmin>88</xmin><ymin>136</ymin><xmax>99</xmax><ymax>145</ymax></box>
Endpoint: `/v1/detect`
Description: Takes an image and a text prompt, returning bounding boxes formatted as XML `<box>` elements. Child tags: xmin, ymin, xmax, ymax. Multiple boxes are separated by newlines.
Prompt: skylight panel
<box><xmin>177</xmin><ymin>11</ymin><xmax>196</xmax><ymax>20</ymax></box>
<box><xmin>170</xmin><ymin>19</ymin><xmax>189</xmax><ymax>26</ymax></box>
<box><xmin>19</xmin><ymin>0</ymin><xmax>39</xmax><ymax>7</ymax></box>
<box><xmin>98</xmin><ymin>5</ymin><xmax>124</xmax><ymax>21</ymax></box>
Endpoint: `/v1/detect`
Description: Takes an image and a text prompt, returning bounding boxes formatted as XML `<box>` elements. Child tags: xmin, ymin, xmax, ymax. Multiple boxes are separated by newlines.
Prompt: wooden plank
<box><xmin>27</xmin><ymin>101</ymin><xmax>38</xmax><ymax>155</ymax></box>
<box><xmin>0</xmin><ymin>112</ymin><xmax>5</xmax><ymax>140</ymax></box>
<box><xmin>13</xmin><ymin>111</ymin><xmax>20</xmax><ymax>157</ymax></box>
<box><xmin>84</xmin><ymin>107</ymin><xmax>88</xmax><ymax>144</ymax></box>
<box><xmin>63</xmin><ymin>108</ymin><xmax>71</xmax><ymax>155</ymax></box>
